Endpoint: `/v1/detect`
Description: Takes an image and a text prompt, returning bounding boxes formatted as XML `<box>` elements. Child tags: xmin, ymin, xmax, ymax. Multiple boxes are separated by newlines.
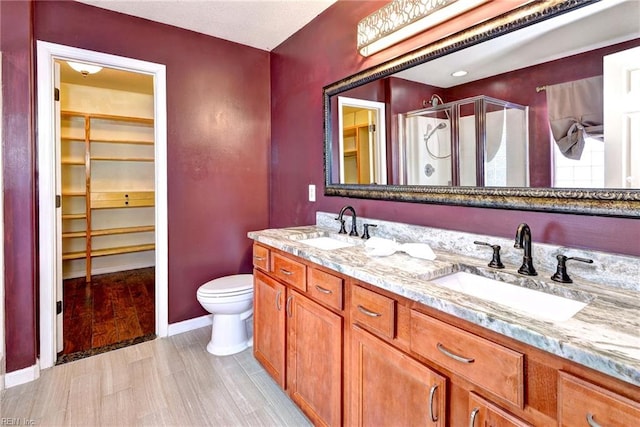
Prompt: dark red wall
<box><xmin>3</xmin><ymin>0</ymin><xmax>271</xmax><ymax>371</ymax></box>
<box><xmin>34</xmin><ymin>1</ymin><xmax>271</xmax><ymax>323</ymax></box>
<box><xmin>270</xmin><ymin>2</ymin><xmax>640</xmax><ymax>255</ymax></box>
<box><xmin>1</xmin><ymin>0</ymin><xmax>38</xmax><ymax>373</ymax></box>
<box><xmin>3</xmin><ymin>0</ymin><xmax>639</xmax><ymax>375</ymax></box>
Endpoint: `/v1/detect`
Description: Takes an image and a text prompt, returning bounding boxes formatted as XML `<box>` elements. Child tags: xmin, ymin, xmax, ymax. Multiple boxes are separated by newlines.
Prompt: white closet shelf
<box><xmin>60</xmin><ymin>109</ymin><xmax>155</xmax><ymax>282</ymax></box>
<box><xmin>62</xmin><ymin>225</ymin><xmax>155</xmax><ymax>239</ymax></box>
<box><xmin>62</xmin><ymin>243</ymin><xmax>155</xmax><ymax>260</ymax></box>
<box><xmin>62</xmin><ymin>230</ymin><xmax>87</xmax><ymax>239</ymax></box>
<box><xmin>61</xmin><ymin>159</ymin><xmax>85</xmax><ymax>165</ymax></box>
<box><xmin>92</xmin><ymin>225</ymin><xmax>155</xmax><ymax>236</ymax></box>
<box><xmin>90</xmin><ymin>138</ymin><xmax>154</xmax><ymax>145</ymax></box>
<box><xmin>61</xmin><ymin>110</ymin><xmax>154</xmax><ymax>125</ymax></box>
<box><xmin>62</xmin><ymin>214</ymin><xmax>87</xmax><ymax>220</ymax></box>
<box><xmin>91</xmin><ymin>156</ymin><xmax>155</xmax><ymax>162</ymax></box>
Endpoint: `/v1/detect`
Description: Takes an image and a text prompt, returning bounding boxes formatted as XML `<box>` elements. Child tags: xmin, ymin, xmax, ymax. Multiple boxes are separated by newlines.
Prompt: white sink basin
<box><xmin>297</xmin><ymin>236</ymin><xmax>356</xmax><ymax>250</ymax></box>
<box><xmin>431</xmin><ymin>271</ymin><xmax>587</xmax><ymax>322</ymax></box>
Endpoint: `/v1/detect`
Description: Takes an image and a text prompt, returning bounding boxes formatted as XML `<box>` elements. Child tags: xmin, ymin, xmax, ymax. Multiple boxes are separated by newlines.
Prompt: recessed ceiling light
<box><xmin>451</xmin><ymin>70</ymin><xmax>468</xmax><ymax>77</ymax></box>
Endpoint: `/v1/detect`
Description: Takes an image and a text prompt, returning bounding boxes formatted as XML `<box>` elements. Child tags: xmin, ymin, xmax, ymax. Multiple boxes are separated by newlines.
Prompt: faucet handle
<box><xmin>474</xmin><ymin>241</ymin><xmax>505</xmax><ymax>269</ymax></box>
<box><xmin>335</xmin><ymin>217</ymin><xmax>347</xmax><ymax>234</ymax></box>
<box><xmin>551</xmin><ymin>254</ymin><xmax>594</xmax><ymax>283</ymax></box>
<box><xmin>361</xmin><ymin>223</ymin><xmax>377</xmax><ymax>239</ymax></box>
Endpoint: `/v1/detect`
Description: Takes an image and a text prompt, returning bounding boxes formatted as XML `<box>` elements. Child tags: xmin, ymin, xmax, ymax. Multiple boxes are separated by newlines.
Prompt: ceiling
<box><xmin>64</xmin><ymin>1</ymin><xmax>638</xmax><ymax>94</ymax></box>
<box><xmin>77</xmin><ymin>0</ymin><xmax>337</xmax><ymax>52</ymax></box>
<box><xmin>63</xmin><ymin>0</ymin><xmax>337</xmax><ymax>92</ymax></box>
<box><xmin>59</xmin><ymin>60</ymin><xmax>155</xmax><ymax>94</ymax></box>
<box><xmin>396</xmin><ymin>0</ymin><xmax>639</xmax><ymax>88</ymax></box>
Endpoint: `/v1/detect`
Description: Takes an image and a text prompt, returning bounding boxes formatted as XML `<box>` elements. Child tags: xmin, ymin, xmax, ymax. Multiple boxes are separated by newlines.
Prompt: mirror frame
<box><xmin>323</xmin><ymin>0</ymin><xmax>640</xmax><ymax>218</ymax></box>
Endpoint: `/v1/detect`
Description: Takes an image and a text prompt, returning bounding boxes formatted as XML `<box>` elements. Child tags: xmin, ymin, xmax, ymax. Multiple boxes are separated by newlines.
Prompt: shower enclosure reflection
<box><xmin>399</xmin><ymin>96</ymin><xmax>529</xmax><ymax>187</ymax></box>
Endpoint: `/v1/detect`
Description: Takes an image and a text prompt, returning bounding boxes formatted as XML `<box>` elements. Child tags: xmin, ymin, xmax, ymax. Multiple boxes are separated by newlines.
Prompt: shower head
<box><xmin>430</xmin><ymin>94</ymin><xmax>445</xmax><ymax>107</ymax></box>
<box><xmin>424</xmin><ymin>122</ymin><xmax>447</xmax><ymax>142</ymax></box>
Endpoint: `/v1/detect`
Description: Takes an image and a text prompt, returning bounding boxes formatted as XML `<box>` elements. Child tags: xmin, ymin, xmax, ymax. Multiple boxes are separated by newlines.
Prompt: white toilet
<box><xmin>196</xmin><ymin>274</ymin><xmax>254</xmax><ymax>356</ymax></box>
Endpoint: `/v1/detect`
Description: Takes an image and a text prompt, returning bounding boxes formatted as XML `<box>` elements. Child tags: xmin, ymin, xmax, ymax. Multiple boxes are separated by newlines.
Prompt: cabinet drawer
<box><xmin>252</xmin><ymin>245</ymin><xmax>269</xmax><ymax>271</ymax></box>
<box><xmin>410</xmin><ymin>310</ymin><xmax>524</xmax><ymax>407</ymax></box>
<box><xmin>271</xmin><ymin>253</ymin><xmax>307</xmax><ymax>291</ymax></box>
<box><xmin>351</xmin><ymin>285</ymin><xmax>395</xmax><ymax>340</ymax></box>
<box><xmin>307</xmin><ymin>268</ymin><xmax>344</xmax><ymax>311</ymax></box>
<box><xmin>558</xmin><ymin>371</ymin><xmax>640</xmax><ymax>427</ymax></box>
<box><xmin>91</xmin><ymin>191</ymin><xmax>154</xmax><ymax>208</ymax></box>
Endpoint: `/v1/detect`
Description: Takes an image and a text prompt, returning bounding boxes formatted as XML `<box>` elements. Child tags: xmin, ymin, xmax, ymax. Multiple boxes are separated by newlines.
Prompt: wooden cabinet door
<box><xmin>350</xmin><ymin>325</ymin><xmax>447</xmax><ymax>426</ymax></box>
<box><xmin>253</xmin><ymin>270</ymin><xmax>286</xmax><ymax>388</ymax></box>
<box><xmin>558</xmin><ymin>372</ymin><xmax>640</xmax><ymax>427</ymax></box>
<box><xmin>287</xmin><ymin>290</ymin><xmax>342</xmax><ymax>426</ymax></box>
<box><xmin>469</xmin><ymin>392</ymin><xmax>532</xmax><ymax>427</ymax></box>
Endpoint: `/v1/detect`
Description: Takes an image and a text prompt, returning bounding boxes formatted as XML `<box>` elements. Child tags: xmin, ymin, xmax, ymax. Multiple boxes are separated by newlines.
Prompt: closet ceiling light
<box><xmin>357</xmin><ymin>0</ymin><xmax>488</xmax><ymax>57</ymax></box>
<box><xmin>67</xmin><ymin>61</ymin><xmax>103</xmax><ymax>76</ymax></box>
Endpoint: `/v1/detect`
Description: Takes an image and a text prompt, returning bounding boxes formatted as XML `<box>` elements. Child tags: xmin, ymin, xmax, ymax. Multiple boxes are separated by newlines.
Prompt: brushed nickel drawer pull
<box><xmin>357</xmin><ymin>305</ymin><xmax>382</xmax><ymax>317</ymax></box>
<box><xmin>469</xmin><ymin>407</ymin><xmax>479</xmax><ymax>427</ymax></box>
<box><xmin>586</xmin><ymin>413</ymin><xmax>602</xmax><ymax>427</ymax></box>
<box><xmin>253</xmin><ymin>255</ymin><xmax>265</xmax><ymax>261</ymax></box>
<box><xmin>315</xmin><ymin>285</ymin><xmax>333</xmax><ymax>294</ymax></box>
<box><xmin>437</xmin><ymin>343</ymin><xmax>475</xmax><ymax>364</ymax></box>
<box><xmin>428</xmin><ymin>384</ymin><xmax>438</xmax><ymax>422</ymax></box>
<box><xmin>279</xmin><ymin>268</ymin><xmax>293</xmax><ymax>276</ymax></box>
<box><xmin>275</xmin><ymin>290</ymin><xmax>282</xmax><ymax>311</ymax></box>
<box><xmin>286</xmin><ymin>295</ymin><xmax>293</xmax><ymax>318</ymax></box>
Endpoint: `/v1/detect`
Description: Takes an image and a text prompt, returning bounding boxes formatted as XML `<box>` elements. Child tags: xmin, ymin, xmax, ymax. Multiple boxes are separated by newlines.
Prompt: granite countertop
<box><xmin>248</xmin><ymin>225</ymin><xmax>640</xmax><ymax>388</ymax></box>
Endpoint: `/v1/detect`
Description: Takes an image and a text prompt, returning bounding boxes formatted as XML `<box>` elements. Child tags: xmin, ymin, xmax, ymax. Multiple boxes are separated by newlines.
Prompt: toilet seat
<box><xmin>197</xmin><ymin>274</ymin><xmax>253</xmax><ymax>298</ymax></box>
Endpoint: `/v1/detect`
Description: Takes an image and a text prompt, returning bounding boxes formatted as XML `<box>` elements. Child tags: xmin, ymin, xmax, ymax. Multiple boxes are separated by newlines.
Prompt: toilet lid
<box><xmin>197</xmin><ymin>274</ymin><xmax>253</xmax><ymax>297</ymax></box>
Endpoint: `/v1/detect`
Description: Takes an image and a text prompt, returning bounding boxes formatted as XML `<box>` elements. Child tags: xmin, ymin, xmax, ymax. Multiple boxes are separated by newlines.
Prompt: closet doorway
<box><xmin>57</xmin><ymin>61</ymin><xmax>156</xmax><ymax>361</ymax></box>
<box><xmin>37</xmin><ymin>41</ymin><xmax>168</xmax><ymax>370</ymax></box>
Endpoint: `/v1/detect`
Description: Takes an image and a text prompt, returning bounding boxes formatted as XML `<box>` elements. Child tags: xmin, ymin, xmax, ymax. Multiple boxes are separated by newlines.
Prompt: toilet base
<box><xmin>206</xmin><ymin>313</ymin><xmax>252</xmax><ymax>356</ymax></box>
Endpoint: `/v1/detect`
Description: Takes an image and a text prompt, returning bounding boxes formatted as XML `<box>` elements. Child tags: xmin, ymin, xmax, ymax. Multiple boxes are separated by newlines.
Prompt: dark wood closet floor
<box><xmin>61</xmin><ymin>267</ymin><xmax>155</xmax><ymax>359</ymax></box>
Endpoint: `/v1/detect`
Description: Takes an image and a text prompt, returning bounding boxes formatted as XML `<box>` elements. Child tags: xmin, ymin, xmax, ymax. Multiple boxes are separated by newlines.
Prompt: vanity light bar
<box><xmin>357</xmin><ymin>0</ymin><xmax>489</xmax><ymax>57</ymax></box>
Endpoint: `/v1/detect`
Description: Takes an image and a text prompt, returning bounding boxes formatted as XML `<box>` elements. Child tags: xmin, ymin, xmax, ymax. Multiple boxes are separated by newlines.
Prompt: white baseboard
<box><xmin>63</xmin><ymin>261</ymin><xmax>155</xmax><ymax>280</ymax></box>
<box><xmin>5</xmin><ymin>361</ymin><xmax>40</xmax><ymax>388</ymax></box>
<box><xmin>167</xmin><ymin>314</ymin><xmax>212</xmax><ymax>336</ymax></box>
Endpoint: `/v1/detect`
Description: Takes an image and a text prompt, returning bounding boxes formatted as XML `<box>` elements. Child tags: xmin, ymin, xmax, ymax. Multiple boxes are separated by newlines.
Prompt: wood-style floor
<box><xmin>2</xmin><ymin>327</ymin><xmax>311</xmax><ymax>426</ymax></box>
<box><xmin>62</xmin><ymin>267</ymin><xmax>155</xmax><ymax>356</ymax></box>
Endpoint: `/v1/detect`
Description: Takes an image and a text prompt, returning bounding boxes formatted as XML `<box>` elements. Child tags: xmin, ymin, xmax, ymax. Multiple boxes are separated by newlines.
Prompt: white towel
<box><xmin>364</xmin><ymin>237</ymin><xmax>437</xmax><ymax>260</ymax></box>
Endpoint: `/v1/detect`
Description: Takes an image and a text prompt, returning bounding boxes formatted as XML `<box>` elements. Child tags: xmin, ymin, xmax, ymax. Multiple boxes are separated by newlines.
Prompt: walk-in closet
<box><xmin>57</xmin><ymin>60</ymin><xmax>156</xmax><ymax>361</ymax></box>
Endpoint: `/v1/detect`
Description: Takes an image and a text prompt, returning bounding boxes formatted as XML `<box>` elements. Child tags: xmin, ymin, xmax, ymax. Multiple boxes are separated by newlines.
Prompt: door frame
<box><xmin>336</xmin><ymin>96</ymin><xmax>387</xmax><ymax>185</ymax></box>
<box><xmin>36</xmin><ymin>41</ymin><xmax>169</xmax><ymax>369</ymax></box>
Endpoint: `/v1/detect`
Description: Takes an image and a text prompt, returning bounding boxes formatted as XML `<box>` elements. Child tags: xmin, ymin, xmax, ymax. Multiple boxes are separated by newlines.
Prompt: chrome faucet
<box><xmin>514</xmin><ymin>223</ymin><xmax>537</xmax><ymax>276</ymax></box>
<box><xmin>336</xmin><ymin>205</ymin><xmax>358</xmax><ymax>236</ymax></box>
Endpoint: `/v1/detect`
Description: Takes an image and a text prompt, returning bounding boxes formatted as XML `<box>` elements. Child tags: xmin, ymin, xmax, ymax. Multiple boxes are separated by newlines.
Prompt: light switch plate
<box><xmin>308</xmin><ymin>184</ymin><xmax>316</xmax><ymax>202</ymax></box>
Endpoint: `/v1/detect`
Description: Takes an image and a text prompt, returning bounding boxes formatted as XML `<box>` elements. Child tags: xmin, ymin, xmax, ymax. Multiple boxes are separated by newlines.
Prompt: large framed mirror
<box><xmin>323</xmin><ymin>0</ymin><xmax>640</xmax><ymax>217</ymax></box>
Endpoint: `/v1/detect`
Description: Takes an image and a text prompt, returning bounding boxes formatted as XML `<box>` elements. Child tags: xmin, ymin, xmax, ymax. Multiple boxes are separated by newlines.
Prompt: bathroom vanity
<box><xmin>248</xmin><ymin>214</ymin><xmax>640</xmax><ymax>426</ymax></box>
